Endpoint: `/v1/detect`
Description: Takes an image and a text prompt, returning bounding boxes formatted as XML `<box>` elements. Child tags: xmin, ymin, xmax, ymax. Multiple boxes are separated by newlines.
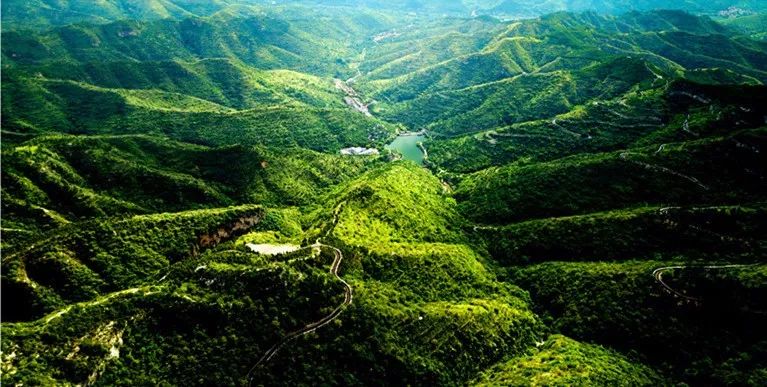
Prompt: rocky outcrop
<box><xmin>194</xmin><ymin>213</ymin><xmax>264</xmax><ymax>254</ymax></box>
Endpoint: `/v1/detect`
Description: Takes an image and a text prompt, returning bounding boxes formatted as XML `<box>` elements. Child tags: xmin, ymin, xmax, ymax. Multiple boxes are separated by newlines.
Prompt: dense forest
<box><xmin>1</xmin><ymin>0</ymin><xmax>765</xmax><ymax>385</ymax></box>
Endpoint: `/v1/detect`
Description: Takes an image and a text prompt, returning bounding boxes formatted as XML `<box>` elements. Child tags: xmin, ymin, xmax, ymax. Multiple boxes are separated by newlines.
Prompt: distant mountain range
<box><xmin>4</xmin><ymin>0</ymin><xmax>767</xmax><ymax>30</ymax></box>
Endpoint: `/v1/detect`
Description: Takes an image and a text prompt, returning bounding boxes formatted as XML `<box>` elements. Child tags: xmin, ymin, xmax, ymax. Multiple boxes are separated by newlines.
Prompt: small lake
<box><xmin>386</xmin><ymin>134</ymin><xmax>426</xmax><ymax>165</ymax></box>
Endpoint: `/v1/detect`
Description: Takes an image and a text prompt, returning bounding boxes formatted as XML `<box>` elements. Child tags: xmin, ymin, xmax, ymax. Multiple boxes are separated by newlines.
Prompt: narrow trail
<box><xmin>565</xmin><ymin>118</ymin><xmax>660</xmax><ymax>129</ymax></box>
<box><xmin>550</xmin><ymin>119</ymin><xmax>582</xmax><ymax>138</ymax></box>
<box><xmin>246</xmin><ymin>243</ymin><xmax>352</xmax><ymax>386</ymax></box>
<box><xmin>486</xmin><ymin>131</ymin><xmax>559</xmax><ymax>141</ymax></box>
<box><xmin>590</xmin><ymin>99</ymin><xmax>663</xmax><ymax>123</ymax></box>
<box><xmin>645</xmin><ymin>62</ymin><xmax>670</xmax><ymax>90</ymax></box>
<box><xmin>652</xmin><ymin>264</ymin><xmax>759</xmax><ymax>302</ymax></box>
<box><xmin>681</xmin><ymin>114</ymin><xmax>699</xmax><ymax>137</ymax></box>
<box><xmin>39</xmin><ymin>287</ymin><xmax>156</xmax><ymax>326</ymax></box>
<box><xmin>619</xmin><ymin>151</ymin><xmax>709</xmax><ymax>190</ymax></box>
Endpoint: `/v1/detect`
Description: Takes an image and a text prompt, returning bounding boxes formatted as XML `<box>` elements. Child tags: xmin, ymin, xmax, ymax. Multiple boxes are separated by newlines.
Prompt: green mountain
<box><xmin>1</xmin><ymin>72</ymin><xmax>397</xmax><ymax>151</ymax></box>
<box><xmin>5</xmin><ymin>0</ymin><xmax>767</xmax><ymax>31</ymax></box>
<box><xmin>1</xmin><ymin>16</ymin><xmax>360</xmax><ymax>75</ymax></box>
<box><xmin>2</xmin><ymin>2</ymin><xmax>766</xmax><ymax>386</ymax></box>
<box><xmin>455</xmin><ymin>128</ymin><xmax>766</xmax><ymax>223</ymax></box>
<box><xmin>363</xmin><ymin>11</ymin><xmax>767</xmax><ymax>137</ymax></box>
<box><xmin>0</xmin><ymin>12</ymin><xmax>403</xmax><ymax>148</ymax></box>
<box><xmin>0</xmin><ymin>0</ymin><xmax>237</xmax><ymax>30</ymax></box>
<box><xmin>1</xmin><ymin>134</ymin><xmax>374</xmax><ymax>231</ymax></box>
<box><xmin>720</xmin><ymin>12</ymin><xmax>767</xmax><ymax>40</ymax></box>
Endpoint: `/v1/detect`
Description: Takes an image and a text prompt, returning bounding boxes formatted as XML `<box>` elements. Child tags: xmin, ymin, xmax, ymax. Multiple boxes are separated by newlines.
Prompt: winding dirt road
<box><xmin>335</xmin><ymin>79</ymin><xmax>372</xmax><ymax>117</ymax></box>
<box><xmin>652</xmin><ymin>264</ymin><xmax>758</xmax><ymax>302</ymax></box>
<box><xmin>619</xmin><ymin>151</ymin><xmax>709</xmax><ymax>190</ymax></box>
<box><xmin>247</xmin><ymin>243</ymin><xmax>352</xmax><ymax>386</ymax></box>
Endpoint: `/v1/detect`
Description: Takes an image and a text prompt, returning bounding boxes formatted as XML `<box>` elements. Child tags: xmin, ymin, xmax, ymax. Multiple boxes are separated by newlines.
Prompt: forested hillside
<box><xmin>1</xmin><ymin>1</ymin><xmax>765</xmax><ymax>386</ymax></box>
